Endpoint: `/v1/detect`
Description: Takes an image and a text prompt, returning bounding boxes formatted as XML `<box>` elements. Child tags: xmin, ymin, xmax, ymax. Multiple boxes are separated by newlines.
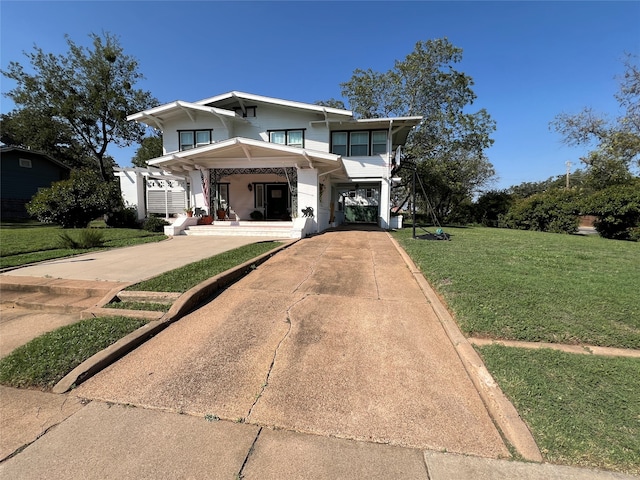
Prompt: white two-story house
<box><xmin>125</xmin><ymin>92</ymin><xmax>421</xmax><ymax>238</ymax></box>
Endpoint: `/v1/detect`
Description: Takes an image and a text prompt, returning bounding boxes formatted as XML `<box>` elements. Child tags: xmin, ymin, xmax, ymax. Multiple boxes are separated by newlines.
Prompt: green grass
<box><xmin>477</xmin><ymin>344</ymin><xmax>640</xmax><ymax>475</ymax></box>
<box><xmin>0</xmin><ymin>316</ymin><xmax>148</xmax><ymax>390</ymax></box>
<box><xmin>105</xmin><ymin>301</ymin><xmax>171</xmax><ymax>312</ymax></box>
<box><xmin>393</xmin><ymin>227</ymin><xmax>640</xmax><ymax>348</ymax></box>
<box><xmin>127</xmin><ymin>241</ymin><xmax>281</xmax><ymax>293</ymax></box>
<box><xmin>0</xmin><ymin>223</ymin><xmax>167</xmax><ymax>269</ymax></box>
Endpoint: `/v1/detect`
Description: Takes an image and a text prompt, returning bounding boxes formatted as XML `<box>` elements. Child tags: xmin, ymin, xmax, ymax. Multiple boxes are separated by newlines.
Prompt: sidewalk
<box><xmin>0</xmin><ymin>228</ymin><xmax>636</xmax><ymax>479</ymax></box>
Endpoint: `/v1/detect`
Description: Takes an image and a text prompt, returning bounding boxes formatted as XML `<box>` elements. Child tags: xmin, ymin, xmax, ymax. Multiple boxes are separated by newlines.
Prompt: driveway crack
<box><xmin>246</xmin><ymin>295</ymin><xmax>305</xmax><ymax>420</ymax></box>
<box><xmin>237</xmin><ymin>426</ymin><xmax>262</xmax><ymax>479</ymax></box>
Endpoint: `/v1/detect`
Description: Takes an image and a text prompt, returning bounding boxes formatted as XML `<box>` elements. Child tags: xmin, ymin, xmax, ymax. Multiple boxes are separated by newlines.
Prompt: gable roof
<box><xmin>0</xmin><ymin>145</ymin><xmax>71</xmax><ymax>171</ymax></box>
<box><xmin>126</xmin><ymin>100</ymin><xmax>247</xmax><ymax>130</ymax></box>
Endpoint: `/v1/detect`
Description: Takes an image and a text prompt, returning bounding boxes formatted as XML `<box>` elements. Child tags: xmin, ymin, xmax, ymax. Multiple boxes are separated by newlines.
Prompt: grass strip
<box><xmin>105</xmin><ymin>301</ymin><xmax>171</xmax><ymax>312</ymax></box>
<box><xmin>393</xmin><ymin>227</ymin><xmax>640</xmax><ymax>348</ymax></box>
<box><xmin>0</xmin><ymin>316</ymin><xmax>148</xmax><ymax>390</ymax></box>
<box><xmin>127</xmin><ymin>241</ymin><xmax>281</xmax><ymax>293</ymax></box>
<box><xmin>477</xmin><ymin>344</ymin><xmax>640</xmax><ymax>475</ymax></box>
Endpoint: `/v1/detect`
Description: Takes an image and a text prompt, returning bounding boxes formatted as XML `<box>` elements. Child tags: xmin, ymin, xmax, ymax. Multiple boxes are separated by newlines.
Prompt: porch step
<box><xmin>184</xmin><ymin>221</ymin><xmax>294</xmax><ymax>237</ymax></box>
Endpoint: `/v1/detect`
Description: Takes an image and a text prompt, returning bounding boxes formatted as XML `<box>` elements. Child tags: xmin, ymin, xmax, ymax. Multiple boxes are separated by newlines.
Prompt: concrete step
<box><xmin>115</xmin><ymin>291</ymin><xmax>181</xmax><ymax>305</ymax></box>
<box><xmin>0</xmin><ymin>277</ymin><xmax>122</xmax><ymax>297</ymax></box>
<box><xmin>0</xmin><ymin>276</ymin><xmax>126</xmax><ymax>314</ymax></box>
<box><xmin>185</xmin><ymin>221</ymin><xmax>294</xmax><ymax>237</ymax></box>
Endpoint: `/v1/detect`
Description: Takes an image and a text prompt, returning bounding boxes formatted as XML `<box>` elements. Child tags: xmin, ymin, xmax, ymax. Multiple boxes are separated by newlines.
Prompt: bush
<box><xmin>474</xmin><ymin>190</ymin><xmax>514</xmax><ymax>227</ymax></box>
<box><xmin>57</xmin><ymin>229</ymin><xmax>105</xmax><ymax>249</ymax></box>
<box><xmin>583</xmin><ymin>182</ymin><xmax>640</xmax><ymax>241</ymax></box>
<box><xmin>501</xmin><ymin>189</ymin><xmax>581</xmax><ymax>234</ymax></box>
<box><xmin>26</xmin><ymin>169</ymin><xmax>117</xmax><ymax>228</ymax></box>
<box><xmin>142</xmin><ymin>216</ymin><xmax>169</xmax><ymax>232</ymax></box>
<box><xmin>106</xmin><ymin>205</ymin><xmax>140</xmax><ymax>228</ymax></box>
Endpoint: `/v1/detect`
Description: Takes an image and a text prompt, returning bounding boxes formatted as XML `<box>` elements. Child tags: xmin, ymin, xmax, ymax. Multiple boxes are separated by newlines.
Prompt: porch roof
<box><xmin>148</xmin><ymin>137</ymin><xmax>345</xmax><ymax>175</ymax></box>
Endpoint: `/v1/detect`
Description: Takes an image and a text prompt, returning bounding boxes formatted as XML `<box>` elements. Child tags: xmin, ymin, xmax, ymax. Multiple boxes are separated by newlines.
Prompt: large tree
<box><xmin>131</xmin><ymin>133</ymin><xmax>163</xmax><ymax>167</ymax></box>
<box><xmin>2</xmin><ymin>32</ymin><xmax>157</xmax><ymax>180</ymax></box>
<box><xmin>340</xmin><ymin>38</ymin><xmax>496</xmax><ymax>220</ymax></box>
<box><xmin>551</xmin><ymin>54</ymin><xmax>640</xmax><ymax>190</ymax></box>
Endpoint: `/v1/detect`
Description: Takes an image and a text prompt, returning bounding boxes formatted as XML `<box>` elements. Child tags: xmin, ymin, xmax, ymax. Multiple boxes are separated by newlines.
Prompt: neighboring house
<box><xmin>126</xmin><ymin>92</ymin><xmax>421</xmax><ymax>237</ymax></box>
<box><xmin>0</xmin><ymin>146</ymin><xmax>71</xmax><ymax>219</ymax></box>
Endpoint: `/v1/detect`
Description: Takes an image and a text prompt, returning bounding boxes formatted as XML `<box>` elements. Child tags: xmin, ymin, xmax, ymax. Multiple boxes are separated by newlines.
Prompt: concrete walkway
<box><xmin>0</xmin><ymin>228</ymin><xmax>636</xmax><ymax>479</ymax></box>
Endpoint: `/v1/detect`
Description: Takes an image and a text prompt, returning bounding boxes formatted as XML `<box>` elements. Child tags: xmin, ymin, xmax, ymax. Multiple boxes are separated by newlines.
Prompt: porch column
<box><xmin>380</xmin><ymin>176</ymin><xmax>391</xmax><ymax>229</ymax></box>
<box><xmin>296</xmin><ymin>168</ymin><xmax>319</xmax><ymax>234</ymax></box>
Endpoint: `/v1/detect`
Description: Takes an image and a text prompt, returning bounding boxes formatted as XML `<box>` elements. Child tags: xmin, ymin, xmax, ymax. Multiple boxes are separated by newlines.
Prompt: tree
<box><xmin>132</xmin><ymin>133</ymin><xmax>163</xmax><ymax>167</ymax></box>
<box><xmin>340</xmin><ymin>38</ymin><xmax>496</xmax><ymax>221</ymax></box>
<box><xmin>551</xmin><ymin>54</ymin><xmax>640</xmax><ymax>188</ymax></box>
<box><xmin>2</xmin><ymin>32</ymin><xmax>157</xmax><ymax>180</ymax></box>
<box><xmin>315</xmin><ymin>98</ymin><xmax>347</xmax><ymax>110</ymax></box>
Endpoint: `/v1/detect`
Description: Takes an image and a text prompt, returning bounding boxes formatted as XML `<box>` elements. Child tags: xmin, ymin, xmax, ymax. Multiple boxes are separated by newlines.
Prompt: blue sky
<box><xmin>1</xmin><ymin>1</ymin><xmax>638</xmax><ymax>190</ymax></box>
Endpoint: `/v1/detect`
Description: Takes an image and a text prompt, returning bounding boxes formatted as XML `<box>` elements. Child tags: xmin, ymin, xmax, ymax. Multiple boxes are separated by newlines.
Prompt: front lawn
<box><xmin>478</xmin><ymin>344</ymin><xmax>639</xmax><ymax>475</ymax></box>
<box><xmin>393</xmin><ymin>226</ymin><xmax>640</xmax><ymax>348</ymax></box>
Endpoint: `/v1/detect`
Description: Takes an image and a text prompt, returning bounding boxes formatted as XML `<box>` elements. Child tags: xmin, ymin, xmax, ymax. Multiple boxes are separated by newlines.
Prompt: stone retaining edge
<box><xmin>386</xmin><ymin>232</ymin><xmax>543</xmax><ymax>463</ymax></box>
<box><xmin>52</xmin><ymin>240</ymin><xmax>297</xmax><ymax>394</ymax></box>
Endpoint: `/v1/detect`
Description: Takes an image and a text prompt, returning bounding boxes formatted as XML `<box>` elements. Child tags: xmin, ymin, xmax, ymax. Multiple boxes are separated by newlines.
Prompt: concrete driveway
<box><xmin>74</xmin><ymin>227</ymin><xmax>508</xmax><ymax>458</ymax></box>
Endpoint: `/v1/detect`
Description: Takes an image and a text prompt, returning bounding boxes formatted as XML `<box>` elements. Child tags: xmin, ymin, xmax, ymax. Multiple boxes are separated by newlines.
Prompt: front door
<box><xmin>266</xmin><ymin>184</ymin><xmax>289</xmax><ymax>220</ymax></box>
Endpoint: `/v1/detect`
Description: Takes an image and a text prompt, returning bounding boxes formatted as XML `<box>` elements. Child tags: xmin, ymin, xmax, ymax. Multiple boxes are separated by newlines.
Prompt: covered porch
<box><xmin>148</xmin><ymin>137</ymin><xmax>347</xmax><ymax>238</ymax></box>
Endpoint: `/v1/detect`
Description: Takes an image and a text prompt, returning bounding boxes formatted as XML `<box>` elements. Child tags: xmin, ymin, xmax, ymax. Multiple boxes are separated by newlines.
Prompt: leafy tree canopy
<box><xmin>2</xmin><ymin>32</ymin><xmax>158</xmax><ymax>180</ymax></box>
<box><xmin>339</xmin><ymin>38</ymin><xmax>497</xmax><ymax>221</ymax></box>
<box><xmin>551</xmin><ymin>54</ymin><xmax>640</xmax><ymax>188</ymax></box>
<box><xmin>131</xmin><ymin>133</ymin><xmax>163</xmax><ymax>167</ymax></box>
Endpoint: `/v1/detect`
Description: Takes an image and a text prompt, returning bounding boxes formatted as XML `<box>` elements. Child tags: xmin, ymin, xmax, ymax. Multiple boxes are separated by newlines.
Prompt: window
<box><xmin>331</xmin><ymin>132</ymin><xmax>347</xmax><ymax>156</ymax></box>
<box><xmin>331</xmin><ymin>130</ymin><xmax>388</xmax><ymax>156</ymax></box>
<box><xmin>350</xmin><ymin>132</ymin><xmax>369</xmax><ymax>156</ymax></box>
<box><xmin>269</xmin><ymin>129</ymin><xmax>305</xmax><ymax>148</ymax></box>
<box><xmin>179</xmin><ymin>130</ymin><xmax>212</xmax><ymax>151</ymax></box>
<box><xmin>371</xmin><ymin>131</ymin><xmax>387</xmax><ymax>155</ymax></box>
<box><xmin>233</xmin><ymin>106</ymin><xmax>256</xmax><ymax>117</ymax></box>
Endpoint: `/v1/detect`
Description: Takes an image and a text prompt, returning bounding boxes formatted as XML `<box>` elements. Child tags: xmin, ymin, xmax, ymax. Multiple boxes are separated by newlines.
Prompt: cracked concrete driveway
<box><xmin>74</xmin><ymin>228</ymin><xmax>509</xmax><ymax>458</ymax></box>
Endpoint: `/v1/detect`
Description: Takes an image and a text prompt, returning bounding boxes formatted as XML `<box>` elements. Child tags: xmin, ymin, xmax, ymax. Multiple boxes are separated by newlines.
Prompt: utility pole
<box><xmin>565</xmin><ymin>161</ymin><xmax>572</xmax><ymax>189</ymax></box>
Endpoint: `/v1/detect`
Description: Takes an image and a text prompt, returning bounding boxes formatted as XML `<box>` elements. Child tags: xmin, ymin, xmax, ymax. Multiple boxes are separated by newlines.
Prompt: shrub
<box><xmin>106</xmin><ymin>205</ymin><xmax>140</xmax><ymax>228</ymax></box>
<box><xmin>26</xmin><ymin>169</ymin><xmax>116</xmax><ymax>228</ymax></box>
<box><xmin>583</xmin><ymin>182</ymin><xmax>640</xmax><ymax>241</ymax></box>
<box><xmin>57</xmin><ymin>229</ymin><xmax>105</xmax><ymax>249</ymax></box>
<box><xmin>501</xmin><ymin>189</ymin><xmax>581</xmax><ymax>234</ymax></box>
<box><xmin>474</xmin><ymin>190</ymin><xmax>514</xmax><ymax>227</ymax></box>
<box><xmin>142</xmin><ymin>216</ymin><xmax>169</xmax><ymax>232</ymax></box>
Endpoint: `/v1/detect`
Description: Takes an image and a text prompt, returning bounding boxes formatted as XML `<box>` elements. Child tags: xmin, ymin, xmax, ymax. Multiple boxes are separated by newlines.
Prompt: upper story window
<box><xmin>331</xmin><ymin>130</ymin><xmax>388</xmax><ymax>156</ymax></box>
<box><xmin>269</xmin><ymin>129</ymin><xmax>304</xmax><ymax>148</ymax></box>
<box><xmin>233</xmin><ymin>106</ymin><xmax>256</xmax><ymax>118</ymax></box>
<box><xmin>179</xmin><ymin>130</ymin><xmax>212</xmax><ymax>151</ymax></box>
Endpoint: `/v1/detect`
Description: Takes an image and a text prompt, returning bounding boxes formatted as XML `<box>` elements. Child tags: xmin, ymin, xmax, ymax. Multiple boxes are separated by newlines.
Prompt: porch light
<box><xmin>248</xmin><ymin>183</ymin><xmax>253</xmax><ymax>192</ymax></box>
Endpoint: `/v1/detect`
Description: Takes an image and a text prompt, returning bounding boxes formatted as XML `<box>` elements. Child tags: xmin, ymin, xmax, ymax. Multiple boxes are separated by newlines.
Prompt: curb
<box><xmin>386</xmin><ymin>233</ymin><xmax>543</xmax><ymax>463</ymax></box>
<box><xmin>52</xmin><ymin>240</ymin><xmax>297</xmax><ymax>394</ymax></box>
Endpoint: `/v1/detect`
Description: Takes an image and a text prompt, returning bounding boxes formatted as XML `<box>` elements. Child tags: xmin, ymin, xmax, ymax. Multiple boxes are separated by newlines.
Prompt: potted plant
<box><xmin>184</xmin><ymin>207</ymin><xmax>193</xmax><ymax>217</ymax></box>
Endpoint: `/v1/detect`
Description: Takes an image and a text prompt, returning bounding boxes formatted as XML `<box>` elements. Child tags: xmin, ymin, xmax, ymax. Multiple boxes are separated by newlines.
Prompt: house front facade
<box><xmin>127</xmin><ymin>92</ymin><xmax>421</xmax><ymax>237</ymax></box>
